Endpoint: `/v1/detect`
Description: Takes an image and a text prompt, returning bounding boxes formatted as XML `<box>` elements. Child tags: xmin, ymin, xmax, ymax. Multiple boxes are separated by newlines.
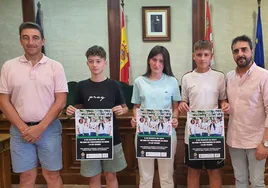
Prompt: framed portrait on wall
<box><xmin>142</xmin><ymin>6</ymin><xmax>171</xmax><ymax>41</ymax></box>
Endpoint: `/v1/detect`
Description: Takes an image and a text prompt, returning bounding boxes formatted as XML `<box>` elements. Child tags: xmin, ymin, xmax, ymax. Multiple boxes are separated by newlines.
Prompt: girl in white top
<box><xmin>77</xmin><ymin>118</ymin><xmax>84</xmax><ymax>136</ymax></box>
<box><xmin>158</xmin><ymin>118</ymin><xmax>170</xmax><ymax>135</ymax></box>
<box><xmin>209</xmin><ymin>119</ymin><xmax>217</xmax><ymax>136</ymax></box>
<box><xmin>143</xmin><ymin>117</ymin><xmax>150</xmax><ymax>135</ymax></box>
<box><xmin>83</xmin><ymin>118</ymin><xmax>90</xmax><ymax>136</ymax></box>
<box><xmin>201</xmin><ymin>117</ymin><xmax>210</xmax><ymax>137</ymax></box>
<box><xmin>195</xmin><ymin>119</ymin><xmax>202</xmax><ymax>137</ymax></box>
<box><xmin>137</xmin><ymin>117</ymin><xmax>145</xmax><ymax>134</ymax></box>
<box><xmin>149</xmin><ymin>116</ymin><xmax>158</xmax><ymax>135</ymax></box>
<box><xmin>215</xmin><ymin>117</ymin><xmax>224</xmax><ymax>136</ymax></box>
<box><xmin>89</xmin><ymin>117</ymin><xmax>98</xmax><ymax>136</ymax></box>
<box><xmin>189</xmin><ymin>119</ymin><xmax>196</xmax><ymax>137</ymax></box>
<box><xmin>104</xmin><ymin>117</ymin><xmax>112</xmax><ymax>135</ymax></box>
<box><xmin>131</xmin><ymin>45</ymin><xmax>181</xmax><ymax>188</ymax></box>
<box><xmin>98</xmin><ymin>118</ymin><xmax>111</xmax><ymax>136</ymax></box>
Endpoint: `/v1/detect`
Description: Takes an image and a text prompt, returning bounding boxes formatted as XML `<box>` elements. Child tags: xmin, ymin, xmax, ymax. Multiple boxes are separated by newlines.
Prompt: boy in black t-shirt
<box><xmin>66</xmin><ymin>45</ymin><xmax>128</xmax><ymax>188</ymax></box>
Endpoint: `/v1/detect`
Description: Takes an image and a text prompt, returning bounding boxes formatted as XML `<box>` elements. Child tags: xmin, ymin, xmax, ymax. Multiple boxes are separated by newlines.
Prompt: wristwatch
<box><xmin>262</xmin><ymin>140</ymin><xmax>268</xmax><ymax>148</ymax></box>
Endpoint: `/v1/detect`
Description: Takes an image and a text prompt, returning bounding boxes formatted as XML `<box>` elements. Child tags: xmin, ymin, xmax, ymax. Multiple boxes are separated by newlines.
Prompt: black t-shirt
<box><xmin>75</xmin><ymin>78</ymin><xmax>126</xmax><ymax>145</ymax></box>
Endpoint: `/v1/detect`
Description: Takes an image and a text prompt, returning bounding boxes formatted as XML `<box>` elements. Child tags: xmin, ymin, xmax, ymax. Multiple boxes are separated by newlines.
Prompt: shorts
<box><xmin>80</xmin><ymin>143</ymin><xmax>127</xmax><ymax>177</ymax></box>
<box><xmin>185</xmin><ymin>144</ymin><xmax>224</xmax><ymax>169</ymax></box>
<box><xmin>10</xmin><ymin>119</ymin><xmax>62</xmax><ymax>173</ymax></box>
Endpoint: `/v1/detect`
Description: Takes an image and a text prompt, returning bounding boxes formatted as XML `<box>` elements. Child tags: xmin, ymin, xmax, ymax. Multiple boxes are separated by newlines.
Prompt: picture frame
<box><xmin>142</xmin><ymin>6</ymin><xmax>171</xmax><ymax>41</ymax></box>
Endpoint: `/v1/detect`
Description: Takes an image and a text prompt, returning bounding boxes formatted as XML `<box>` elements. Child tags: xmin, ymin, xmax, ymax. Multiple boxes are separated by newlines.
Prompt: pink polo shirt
<box><xmin>0</xmin><ymin>55</ymin><xmax>68</xmax><ymax>122</ymax></box>
<box><xmin>226</xmin><ymin>63</ymin><xmax>268</xmax><ymax>149</ymax></box>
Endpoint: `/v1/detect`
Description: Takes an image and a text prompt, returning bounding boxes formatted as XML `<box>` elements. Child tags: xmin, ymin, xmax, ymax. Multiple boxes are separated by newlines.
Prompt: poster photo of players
<box><xmin>75</xmin><ymin>109</ymin><xmax>113</xmax><ymax>160</ymax></box>
<box><xmin>136</xmin><ymin>109</ymin><xmax>172</xmax><ymax>159</ymax></box>
<box><xmin>187</xmin><ymin>109</ymin><xmax>225</xmax><ymax>160</ymax></box>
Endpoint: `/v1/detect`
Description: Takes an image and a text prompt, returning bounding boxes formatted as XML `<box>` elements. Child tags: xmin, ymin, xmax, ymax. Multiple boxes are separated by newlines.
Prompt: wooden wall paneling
<box><xmin>192</xmin><ymin>0</ymin><xmax>205</xmax><ymax>70</ymax></box>
<box><xmin>0</xmin><ymin>135</ymin><xmax>12</xmax><ymax>188</ymax></box>
<box><xmin>174</xmin><ymin>117</ymin><xmax>188</xmax><ymax>185</ymax></box>
<box><xmin>21</xmin><ymin>0</ymin><xmax>35</xmax><ymax>22</ymax></box>
<box><xmin>107</xmin><ymin>0</ymin><xmax>121</xmax><ymax>81</ymax></box>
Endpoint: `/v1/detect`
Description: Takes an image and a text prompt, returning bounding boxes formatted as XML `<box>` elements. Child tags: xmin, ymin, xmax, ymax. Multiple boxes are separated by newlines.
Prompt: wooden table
<box><xmin>0</xmin><ymin>134</ymin><xmax>11</xmax><ymax>188</ymax></box>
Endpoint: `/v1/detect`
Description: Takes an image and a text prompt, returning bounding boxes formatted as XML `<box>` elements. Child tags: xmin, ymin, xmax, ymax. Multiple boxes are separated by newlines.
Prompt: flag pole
<box><xmin>37</xmin><ymin>2</ymin><xmax>41</xmax><ymax>10</ymax></box>
<box><xmin>257</xmin><ymin>0</ymin><xmax>261</xmax><ymax>6</ymax></box>
<box><xmin>119</xmin><ymin>0</ymin><xmax>130</xmax><ymax>84</ymax></box>
<box><xmin>120</xmin><ymin>0</ymin><xmax>124</xmax><ymax>82</ymax></box>
<box><xmin>121</xmin><ymin>0</ymin><xmax>124</xmax><ymax>9</ymax></box>
<box><xmin>254</xmin><ymin>0</ymin><xmax>265</xmax><ymax>68</ymax></box>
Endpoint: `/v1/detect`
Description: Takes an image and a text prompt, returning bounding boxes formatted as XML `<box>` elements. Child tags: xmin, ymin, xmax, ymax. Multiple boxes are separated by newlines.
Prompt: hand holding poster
<box><xmin>75</xmin><ymin>109</ymin><xmax>113</xmax><ymax>160</ymax></box>
<box><xmin>187</xmin><ymin>109</ymin><xmax>225</xmax><ymax>160</ymax></box>
<box><xmin>136</xmin><ymin>109</ymin><xmax>172</xmax><ymax>158</ymax></box>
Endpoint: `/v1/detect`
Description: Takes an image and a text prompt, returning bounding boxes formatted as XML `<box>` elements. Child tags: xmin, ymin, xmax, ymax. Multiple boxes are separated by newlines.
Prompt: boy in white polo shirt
<box><xmin>178</xmin><ymin>40</ymin><xmax>229</xmax><ymax>188</ymax></box>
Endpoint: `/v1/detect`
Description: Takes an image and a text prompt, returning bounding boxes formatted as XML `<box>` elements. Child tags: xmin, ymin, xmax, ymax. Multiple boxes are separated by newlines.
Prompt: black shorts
<box><xmin>185</xmin><ymin>144</ymin><xmax>224</xmax><ymax>169</ymax></box>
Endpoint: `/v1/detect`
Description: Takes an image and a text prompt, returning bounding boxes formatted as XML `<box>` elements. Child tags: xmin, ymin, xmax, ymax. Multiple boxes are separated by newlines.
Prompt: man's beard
<box><xmin>236</xmin><ymin>56</ymin><xmax>252</xmax><ymax>68</ymax></box>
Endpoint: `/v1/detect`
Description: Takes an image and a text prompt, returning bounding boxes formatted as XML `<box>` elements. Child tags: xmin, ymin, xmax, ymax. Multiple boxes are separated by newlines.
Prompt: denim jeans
<box><xmin>229</xmin><ymin>146</ymin><xmax>266</xmax><ymax>188</ymax></box>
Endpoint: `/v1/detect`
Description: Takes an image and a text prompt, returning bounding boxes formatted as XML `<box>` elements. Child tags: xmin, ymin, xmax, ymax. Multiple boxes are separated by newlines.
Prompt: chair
<box><xmin>65</xmin><ymin>81</ymin><xmax>78</xmax><ymax>109</ymax></box>
<box><xmin>117</xmin><ymin>81</ymin><xmax>134</xmax><ymax>109</ymax></box>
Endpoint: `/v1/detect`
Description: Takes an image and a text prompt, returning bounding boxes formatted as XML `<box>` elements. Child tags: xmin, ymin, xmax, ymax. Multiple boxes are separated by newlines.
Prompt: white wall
<box><xmin>210</xmin><ymin>0</ymin><xmax>268</xmax><ymax>72</ymax></box>
<box><xmin>36</xmin><ymin>0</ymin><xmax>109</xmax><ymax>81</ymax></box>
<box><xmin>0</xmin><ymin>0</ymin><xmax>23</xmax><ymax>64</ymax></box>
<box><xmin>37</xmin><ymin>0</ymin><xmax>192</xmax><ymax>83</ymax></box>
<box><xmin>125</xmin><ymin>0</ymin><xmax>192</xmax><ymax>84</ymax></box>
<box><xmin>1</xmin><ymin>0</ymin><xmax>268</xmax><ymax>84</ymax></box>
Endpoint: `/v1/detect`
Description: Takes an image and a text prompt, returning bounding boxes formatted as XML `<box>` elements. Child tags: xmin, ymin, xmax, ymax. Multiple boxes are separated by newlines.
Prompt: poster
<box><xmin>187</xmin><ymin>109</ymin><xmax>225</xmax><ymax>160</ymax></box>
<box><xmin>136</xmin><ymin>109</ymin><xmax>172</xmax><ymax>158</ymax></box>
<box><xmin>75</xmin><ymin>109</ymin><xmax>113</xmax><ymax>160</ymax></box>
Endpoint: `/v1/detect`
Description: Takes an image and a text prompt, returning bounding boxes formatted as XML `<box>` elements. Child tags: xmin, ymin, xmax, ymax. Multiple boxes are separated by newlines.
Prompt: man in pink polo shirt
<box><xmin>0</xmin><ymin>22</ymin><xmax>68</xmax><ymax>188</ymax></box>
<box><xmin>225</xmin><ymin>35</ymin><xmax>268</xmax><ymax>187</ymax></box>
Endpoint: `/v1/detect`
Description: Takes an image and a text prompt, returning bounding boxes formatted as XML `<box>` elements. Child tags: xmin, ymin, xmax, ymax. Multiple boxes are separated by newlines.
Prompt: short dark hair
<box><xmin>85</xmin><ymin>45</ymin><xmax>106</xmax><ymax>59</ymax></box>
<box><xmin>19</xmin><ymin>22</ymin><xmax>44</xmax><ymax>39</ymax></box>
<box><xmin>231</xmin><ymin>35</ymin><xmax>253</xmax><ymax>50</ymax></box>
<box><xmin>193</xmin><ymin>40</ymin><xmax>212</xmax><ymax>52</ymax></box>
<box><xmin>143</xmin><ymin>45</ymin><xmax>174</xmax><ymax>77</ymax></box>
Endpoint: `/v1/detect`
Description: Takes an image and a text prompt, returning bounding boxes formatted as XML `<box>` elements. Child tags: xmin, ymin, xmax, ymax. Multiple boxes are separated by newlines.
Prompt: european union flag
<box><xmin>254</xmin><ymin>5</ymin><xmax>264</xmax><ymax>68</ymax></box>
<box><xmin>36</xmin><ymin>2</ymin><xmax>45</xmax><ymax>54</ymax></box>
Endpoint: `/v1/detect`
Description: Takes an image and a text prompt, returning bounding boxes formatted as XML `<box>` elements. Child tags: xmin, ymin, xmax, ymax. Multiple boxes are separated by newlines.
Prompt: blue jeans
<box><xmin>98</xmin><ymin>133</ymin><xmax>109</xmax><ymax>136</ymax></box>
<box><xmin>202</xmin><ymin>133</ymin><xmax>208</xmax><ymax>137</ymax></box>
<box><xmin>143</xmin><ymin>131</ymin><xmax>149</xmax><ymax>135</ymax></box>
<box><xmin>229</xmin><ymin>146</ymin><xmax>266</xmax><ymax>188</ymax></box>
<box><xmin>90</xmin><ymin>132</ymin><xmax>97</xmax><ymax>136</ymax></box>
<box><xmin>158</xmin><ymin>133</ymin><xmax>168</xmax><ymax>136</ymax></box>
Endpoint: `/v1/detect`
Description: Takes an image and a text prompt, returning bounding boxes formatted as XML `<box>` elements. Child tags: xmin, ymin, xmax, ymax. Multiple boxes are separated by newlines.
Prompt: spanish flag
<box><xmin>36</xmin><ymin>2</ymin><xmax>45</xmax><ymax>54</ymax></box>
<box><xmin>120</xmin><ymin>9</ymin><xmax>130</xmax><ymax>84</ymax></box>
<box><xmin>205</xmin><ymin>0</ymin><xmax>214</xmax><ymax>65</ymax></box>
